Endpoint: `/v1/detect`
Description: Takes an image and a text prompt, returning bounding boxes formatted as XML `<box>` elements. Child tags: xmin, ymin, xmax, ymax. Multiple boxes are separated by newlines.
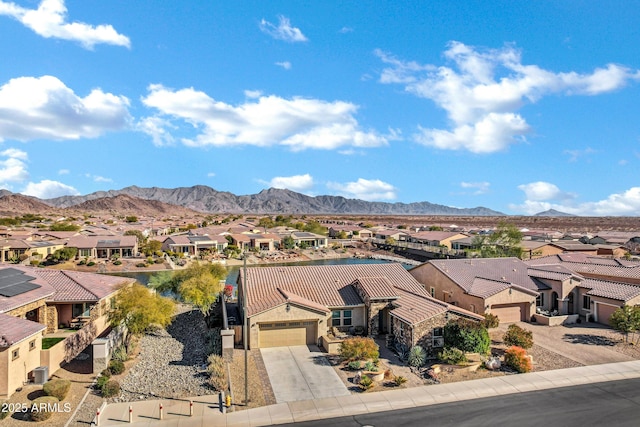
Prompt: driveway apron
<box><xmin>260</xmin><ymin>345</ymin><xmax>350</xmax><ymax>403</ymax></box>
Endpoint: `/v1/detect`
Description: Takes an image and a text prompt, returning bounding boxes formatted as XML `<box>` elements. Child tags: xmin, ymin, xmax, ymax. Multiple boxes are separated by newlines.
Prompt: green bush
<box><xmin>109</xmin><ymin>360</ymin><xmax>125</xmax><ymax>375</ymax></box>
<box><xmin>0</xmin><ymin>400</ymin><xmax>9</xmax><ymax>420</ymax></box>
<box><xmin>408</xmin><ymin>345</ymin><xmax>427</xmax><ymax>368</ymax></box>
<box><xmin>136</xmin><ymin>262</ymin><xmax>147</xmax><ymax>268</ymax></box>
<box><xmin>394</xmin><ymin>375</ymin><xmax>407</xmax><ymax>386</ymax></box>
<box><xmin>503</xmin><ymin>324</ymin><xmax>534</xmax><ymax>349</ymax></box>
<box><xmin>347</xmin><ymin>361</ymin><xmax>361</xmax><ymax>370</ymax></box>
<box><xmin>444</xmin><ymin>319</ymin><xmax>490</xmax><ymax>355</ymax></box>
<box><xmin>100</xmin><ymin>369</ymin><xmax>112</xmax><ymax>378</ymax></box>
<box><xmin>113</xmin><ymin>260</ymin><xmax>122</xmax><ymax>265</ymax></box>
<box><xmin>43</xmin><ymin>378</ymin><xmax>71</xmax><ymax>401</ymax></box>
<box><xmin>101</xmin><ymin>380</ymin><xmax>121</xmax><ymax>397</ymax></box>
<box><xmin>30</xmin><ymin>396</ymin><xmax>59</xmax><ymax>421</ymax></box>
<box><xmin>112</xmin><ymin>345</ymin><xmax>128</xmax><ymax>363</ymax></box>
<box><xmin>339</xmin><ymin>337</ymin><xmax>379</xmax><ymax>361</ymax></box>
<box><xmin>359</xmin><ymin>375</ymin><xmax>373</xmax><ymax>390</ymax></box>
<box><xmin>483</xmin><ymin>313</ymin><xmax>500</xmax><ymax>329</ymax></box>
<box><xmin>363</xmin><ymin>361</ymin><xmax>378</xmax><ymax>372</ymax></box>
<box><xmin>95</xmin><ymin>375</ymin><xmax>109</xmax><ymax>390</ymax></box>
<box><xmin>504</xmin><ymin>346</ymin><xmax>532</xmax><ymax>373</ymax></box>
<box><xmin>438</xmin><ymin>347</ymin><xmax>467</xmax><ymax>365</ymax></box>
<box><xmin>86</xmin><ymin>261</ymin><xmax>96</xmax><ymax>266</ymax></box>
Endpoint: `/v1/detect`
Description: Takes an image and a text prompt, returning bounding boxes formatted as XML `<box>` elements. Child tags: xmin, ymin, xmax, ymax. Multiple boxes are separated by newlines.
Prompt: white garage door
<box><xmin>491</xmin><ymin>304</ymin><xmax>523</xmax><ymax>324</ymax></box>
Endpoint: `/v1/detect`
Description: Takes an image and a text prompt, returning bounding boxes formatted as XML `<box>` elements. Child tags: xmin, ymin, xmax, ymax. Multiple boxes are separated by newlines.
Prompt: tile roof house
<box><xmin>237</xmin><ymin>263</ymin><xmax>482</xmax><ymax>352</ymax></box>
<box><xmin>0</xmin><ymin>266</ymin><xmax>134</xmax><ymax>398</ymax></box>
<box><xmin>66</xmin><ymin>235</ymin><xmax>138</xmax><ymax>259</ymax></box>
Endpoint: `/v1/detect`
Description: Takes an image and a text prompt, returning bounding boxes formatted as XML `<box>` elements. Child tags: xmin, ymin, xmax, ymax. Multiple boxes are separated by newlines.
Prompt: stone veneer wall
<box><xmin>392</xmin><ymin>312</ymin><xmax>466</xmax><ymax>356</ymax></box>
<box><xmin>368</xmin><ymin>301</ymin><xmax>390</xmax><ymax>336</ymax></box>
<box><xmin>6</xmin><ymin>299</ymin><xmax>47</xmax><ymax>324</ymax></box>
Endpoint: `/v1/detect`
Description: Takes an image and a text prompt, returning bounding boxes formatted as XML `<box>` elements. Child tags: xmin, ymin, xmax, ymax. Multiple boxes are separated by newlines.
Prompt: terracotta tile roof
<box><xmin>35</xmin><ymin>269</ymin><xmax>131</xmax><ymax>302</ymax></box>
<box><xmin>353</xmin><ymin>277</ymin><xmax>398</xmax><ymax>300</ymax></box>
<box><xmin>581</xmin><ymin>278</ymin><xmax>640</xmax><ymax>302</ymax></box>
<box><xmin>0</xmin><ymin>313</ymin><xmax>45</xmax><ymax>347</ymax></box>
<box><xmin>408</xmin><ymin>231</ymin><xmax>467</xmax><ymax>241</ymax></box>
<box><xmin>527</xmin><ymin>265</ymin><xmax>581</xmax><ymax>281</ymax></box>
<box><xmin>240</xmin><ymin>263</ymin><xmax>424</xmax><ymax>317</ymax></box>
<box><xmin>390</xmin><ymin>287</ymin><xmax>483</xmax><ymax>325</ymax></box>
<box><xmin>427</xmin><ymin>258</ymin><xmax>540</xmax><ymax>293</ymax></box>
<box><xmin>526</xmin><ymin>255</ymin><xmax>640</xmax><ymax>283</ymax></box>
<box><xmin>278</xmin><ymin>289</ymin><xmax>330</xmax><ymax>314</ymax></box>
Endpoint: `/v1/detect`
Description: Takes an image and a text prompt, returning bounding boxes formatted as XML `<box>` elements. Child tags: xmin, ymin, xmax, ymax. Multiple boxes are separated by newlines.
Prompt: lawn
<box><xmin>42</xmin><ymin>337</ymin><xmax>65</xmax><ymax>350</ymax></box>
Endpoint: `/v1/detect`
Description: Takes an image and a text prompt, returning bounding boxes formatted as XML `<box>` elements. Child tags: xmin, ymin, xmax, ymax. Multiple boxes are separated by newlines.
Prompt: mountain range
<box><xmin>35</xmin><ymin>185</ymin><xmax>507</xmax><ymax>216</ymax></box>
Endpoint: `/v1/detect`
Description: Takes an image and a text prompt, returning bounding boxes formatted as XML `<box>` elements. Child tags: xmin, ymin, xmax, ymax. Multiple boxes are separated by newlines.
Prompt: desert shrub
<box><xmin>100</xmin><ymin>368</ymin><xmax>112</xmax><ymax>378</ymax></box>
<box><xmin>136</xmin><ymin>262</ymin><xmax>147</xmax><ymax>268</ymax></box>
<box><xmin>504</xmin><ymin>346</ymin><xmax>532</xmax><ymax>373</ymax></box>
<box><xmin>394</xmin><ymin>375</ymin><xmax>407</xmax><ymax>386</ymax></box>
<box><xmin>147</xmin><ymin>257</ymin><xmax>154</xmax><ymax>264</ymax></box>
<box><xmin>78</xmin><ymin>259</ymin><xmax>86</xmax><ymax>265</ymax></box>
<box><xmin>408</xmin><ymin>345</ymin><xmax>427</xmax><ymax>368</ymax></box>
<box><xmin>155</xmin><ymin>258</ymin><xmax>164</xmax><ymax>264</ymax></box>
<box><xmin>109</xmin><ymin>360</ymin><xmax>125</xmax><ymax>375</ymax></box>
<box><xmin>359</xmin><ymin>375</ymin><xmax>373</xmax><ymax>390</ymax></box>
<box><xmin>0</xmin><ymin>400</ymin><xmax>9</xmax><ymax>420</ymax></box>
<box><xmin>30</xmin><ymin>396</ymin><xmax>59</xmax><ymax>421</ymax></box>
<box><xmin>483</xmin><ymin>313</ymin><xmax>500</xmax><ymax>329</ymax></box>
<box><xmin>112</xmin><ymin>345</ymin><xmax>128</xmax><ymax>363</ymax></box>
<box><xmin>503</xmin><ymin>324</ymin><xmax>534</xmax><ymax>349</ymax></box>
<box><xmin>43</xmin><ymin>378</ymin><xmax>71</xmax><ymax>401</ymax></box>
<box><xmin>207</xmin><ymin>354</ymin><xmax>228</xmax><ymax>391</ymax></box>
<box><xmin>438</xmin><ymin>347</ymin><xmax>467</xmax><ymax>365</ymax></box>
<box><xmin>444</xmin><ymin>319</ymin><xmax>490</xmax><ymax>355</ymax></box>
<box><xmin>87</xmin><ymin>261</ymin><xmax>96</xmax><ymax>266</ymax></box>
<box><xmin>205</xmin><ymin>328</ymin><xmax>222</xmax><ymax>356</ymax></box>
<box><xmin>339</xmin><ymin>337</ymin><xmax>379</xmax><ymax>361</ymax></box>
<box><xmin>113</xmin><ymin>260</ymin><xmax>122</xmax><ymax>265</ymax></box>
<box><xmin>363</xmin><ymin>361</ymin><xmax>378</xmax><ymax>372</ymax></box>
<box><xmin>30</xmin><ymin>260</ymin><xmax>40</xmax><ymax>266</ymax></box>
<box><xmin>347</xmin><ymin>361</ymin><xmax>361</xmax><ymax>370</ymax></box>
<box><xmin>101</xmin><ymin>380</ymin><xmax>121</xmax><ymax>397</ymax></box>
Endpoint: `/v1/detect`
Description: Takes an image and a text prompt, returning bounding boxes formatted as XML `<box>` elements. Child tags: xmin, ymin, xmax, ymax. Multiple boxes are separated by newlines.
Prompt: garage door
<box><xmin>596</xmin><ymin>303</ymin><xmax>619</xmax><ymax>326</ymax></box>
<box><xmin>491</xmin><ymin>304</ymin><xmax>522</xmax><ymax>324</ymax></box>
<box><xmin>259</xmin><ymin>321</ymin><xmax>317</xmax><ymax>348</ymax></box>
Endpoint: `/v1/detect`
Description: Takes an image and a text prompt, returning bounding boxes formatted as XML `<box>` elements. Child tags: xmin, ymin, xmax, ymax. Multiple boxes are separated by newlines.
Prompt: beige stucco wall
<box><xmin>486</xmin><ymin>288</ymin><xmax>535</xmax><ymax>317</ymax></box>
<box><xmin>0</xmin><ymin>332</ymin><xmax>43</xmax><ymax>398</ymax></box>
<box><xmin>248</xmin><ymin>304</ymin><xmax>330</xmax><ymax>349</ymax></box>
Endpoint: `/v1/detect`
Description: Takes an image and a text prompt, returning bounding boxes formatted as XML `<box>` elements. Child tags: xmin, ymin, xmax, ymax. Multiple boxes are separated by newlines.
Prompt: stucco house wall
<box><xmin>0</xmin><ymin>331</ymin><xmax>43</xmax><ymax>398</ymax></box>
<box><xmin>248</xmin><ymin>304</ymin><xmax>330</xmax><ymax>349</ymax></box>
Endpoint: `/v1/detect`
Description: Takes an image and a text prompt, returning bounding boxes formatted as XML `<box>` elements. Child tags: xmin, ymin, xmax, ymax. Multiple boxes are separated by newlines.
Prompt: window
<box><xmin>11</xmin><ymin>349</ymin><xmax>19</xmax><ymax>360</ymax></box>
<box><xmin>433</xmin><ymin>327</ymin><xmax>443</xmax><ymax>337</ymax></box>
<box><xmin>583</xmin><ymin>295</ymin><xmax>591</xmax><ymax>310</ymax></box>
<box><xmin>430</xmin><ymin>287</ymin><xmax>435</xmax><ymax>297</ymax></box>
<box><xmin>331</xmin><ymin>310</ymin><xmax>352</xmax><ymax>326</ymax></box>
<box><xmin>398</xmin><ymin>322</ymin><xmax>405</xmax><ymax>337</ymax></box>
<box><xmin>29</xmin><ymin>340</ymin><xmax>36</xmax><ymax>351</ymax></box>
<box><xmin>536</xmin><ymin>293</ymin><xmax>544</xmax><ymax>307</ymax></box>
<box><xmin>432</xmin><ymin>327</ymin><xmax>444</xmax><ymax>347</ymax></box>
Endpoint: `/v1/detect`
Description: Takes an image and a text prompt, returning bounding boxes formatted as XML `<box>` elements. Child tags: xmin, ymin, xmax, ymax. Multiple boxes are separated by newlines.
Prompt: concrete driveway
<box><xmin>260</xmin><ymin>345</ymin><xmax>350</xmax><ymax>403</ymax></box>
<box><xmin>508</xmin><ymin>322</ymin><xmax>635</xmax><ymax>365</ymax></box>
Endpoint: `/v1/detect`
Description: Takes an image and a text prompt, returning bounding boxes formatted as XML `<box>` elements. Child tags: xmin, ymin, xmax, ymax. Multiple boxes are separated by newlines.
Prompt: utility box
<box><xmin>33</xmin><ymin>366</ymin><xmax>48</xmax><ymax>385</ymax></box>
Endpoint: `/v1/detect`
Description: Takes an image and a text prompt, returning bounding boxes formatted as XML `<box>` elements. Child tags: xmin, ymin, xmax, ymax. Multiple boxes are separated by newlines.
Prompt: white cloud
<box><xmin>207</xmin><ymin>172</ymin><xmax>216</xmax><ymax>177</ymax></box>
<box><xmin>21</xmin><ymin>179</ymin><xmax>79</xmax><ymax>199</ymax></box>
<box><xmin>58</xmin><ymin>168</ymin><xmax>69</xmax><ymax>175</ymax></box>
<box><xmin>84</xmin><ymin>173</ymin><xmax>112</xmax><ymax>183</ymax></box>
<box><xmin>141</xmin><ymin>85</ymin><xmax>387</xmax><ymax>151</ymax></box>
<box><xmin>137</xmin><ymin>116</ymin><xmax>174</xmax><ymax>146</ymax></box>
<box><xmin>0</xmin><ymin>75</ymin><xmax>131</xmax><ymax>142</ymax></box>
<box><xmin>0</xmin><ymin>148</ymin><xmax>29</xmax><ymax>186</ymax></box>
<box><xmin>327</xmin><ymin>178</ymin><xmax>397</xmax><ymax>201</ymax></box>
<box><xmin>460</xmin><ymin>181</ymin><xmax>490</xmax><ymax>195</ymax></box>
<box><xmin>259</xmin><ymin>15</ymin><xmax>307</xmax><ymax>42</ymax></box>
<box><xmin>377</xmin><ymin>42</ymin><xmax>640</xmax><ymax>153</ymax></box>
<box><xmin>564</xmin><ymin>147</ymin><xmax>596</xmax><ymax>162</ymax></box>
<box><xmin>509</xmin><ymin>181</ymin><xmax>640</xmax><ymax>215</ymax></box>
<box><xmin>244</xmin><ymin>90</ymin><xmax>263</xmax><ymax>99</ymax></box>
<box><xmin>267</xmin><ymin>174</ymin><xmax>314</xmax><ymax>192</ymax></box>
<box><xmin>276</xmin><ymin>61</ymin><xmax>292</xmax><ymax>70</ymax></box>
<box><xmin>0</xmin><ymin>0</ymin><xmax>130</xmax><ymax>49</ymax></box>
<box><xmin>339</xmin><ymin>27</ymin><xmax>353</xmax><ymax>34</ymax></box>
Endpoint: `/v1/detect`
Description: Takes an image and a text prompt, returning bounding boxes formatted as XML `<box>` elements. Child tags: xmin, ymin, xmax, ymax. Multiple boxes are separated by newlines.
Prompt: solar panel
<box><xmin>0</xmin><ymin>268</ymin><xmax>41</xmax><ymax>297</ymax></box>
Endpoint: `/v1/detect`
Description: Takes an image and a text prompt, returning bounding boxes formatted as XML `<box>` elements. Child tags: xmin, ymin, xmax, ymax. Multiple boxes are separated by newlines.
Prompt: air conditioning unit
<box><xmin>33</xmin><ymin>366</ymin><xmax>48</xmax><ymax>385</ymax></box>
<box><xmin>432</xmin><ymin>336</ymin><xmax>444</xmax><ymax>348</ymax></box>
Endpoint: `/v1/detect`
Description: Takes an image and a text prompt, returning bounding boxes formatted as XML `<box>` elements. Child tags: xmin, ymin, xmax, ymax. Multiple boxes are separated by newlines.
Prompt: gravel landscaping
<box><xmin>116</xmin><ymin>309</ymin><xmax>215</xmax><ymax>402</ymax></box>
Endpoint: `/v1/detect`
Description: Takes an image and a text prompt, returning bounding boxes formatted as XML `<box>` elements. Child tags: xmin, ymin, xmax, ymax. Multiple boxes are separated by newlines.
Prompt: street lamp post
<box><xmin>243</xmin><ymin>255</ymin><xmax>249</xmax><ymax>405</ymax></box>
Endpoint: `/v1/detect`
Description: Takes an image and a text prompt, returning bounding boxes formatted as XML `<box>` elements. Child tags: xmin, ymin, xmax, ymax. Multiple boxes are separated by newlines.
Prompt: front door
<box><xmin>551</xmin><ymin>292</ymin><xmax>559</xmax><ymax>311</ymax></box>
<box><xmin>568</xmin><ymin>292</ymin><xmax>574</xmax><ymax>314</ymax></box>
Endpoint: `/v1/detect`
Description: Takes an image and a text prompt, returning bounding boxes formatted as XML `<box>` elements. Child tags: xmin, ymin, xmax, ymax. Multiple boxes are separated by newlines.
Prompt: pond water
<box><xmin>107</xmin><ymin>257</ymin><xmax>409</xmax><ymax>286</ymax></box>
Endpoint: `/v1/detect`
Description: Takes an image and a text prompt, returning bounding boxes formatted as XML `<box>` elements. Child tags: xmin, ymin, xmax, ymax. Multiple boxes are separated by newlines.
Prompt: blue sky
<box><xmin>1</xmin><ymin>1</ymin><xmax>639</xmax><ymax>216</ymax></box>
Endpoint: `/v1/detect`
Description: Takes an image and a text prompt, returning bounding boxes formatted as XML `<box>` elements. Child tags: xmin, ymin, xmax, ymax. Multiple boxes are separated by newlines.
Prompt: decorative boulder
<box><xmin>485</xmin><ymin>357</ymin><xmax>501</xmax><ymax>370</ymax></box>
<box><xmin>353</xmin><ymin>370</ymin><xmax>363</xmax><ymax>385</ymax></box>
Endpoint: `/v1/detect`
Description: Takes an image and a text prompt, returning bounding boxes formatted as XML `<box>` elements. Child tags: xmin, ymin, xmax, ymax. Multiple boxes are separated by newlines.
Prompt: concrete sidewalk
<box><xmin>96</xmin><ymin>360</ymin><xmax>640</xmax><ymax>427</ymax></box>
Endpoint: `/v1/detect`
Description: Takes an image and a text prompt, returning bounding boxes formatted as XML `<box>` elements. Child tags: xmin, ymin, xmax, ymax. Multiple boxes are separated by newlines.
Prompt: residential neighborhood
<box><xmin>1</xmin><ymin>210</ymin><xmax>640</xmax><ymax>427</ymax></box>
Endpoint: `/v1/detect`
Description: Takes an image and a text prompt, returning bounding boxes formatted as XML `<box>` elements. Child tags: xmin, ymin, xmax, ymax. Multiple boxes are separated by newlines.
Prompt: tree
<box><xmin>50</xmin><ymin>247</ymin><xmax>77</xmax><ymax>263</ymax></box>
<box><xmin>179</xmin><ymin>273</ymin><xmax>223</xmax><ymax>316</ymax></box>
<box><xmin>50</xmin><ymin>222</ymin><xmax>80</xmax><ymax>232</ymax></box>
<box><xmin>257</xmin><ymin>216</ymin><xmax>274</xmax><ymax>229</ymax></box>
<box><xmin>609</xmin><ymin>305</ymin><xmax>640</xmax><ymax>343</ymax></box>
<box><xmin>142</xmin><ymin>239</ymin><xmax>163</xmax><ymax>256</ymax></box>
<box><xmin>124</xmin><ymin>229</ymin><xmax>146</xmax><ymax>246</ymax></box>
<box><xmin>336</xmin><ymin>231</ymin><xmax>348</xmax><ymax>239</ymax></box>
<box><xmin>108</xmin><ymin>283</ymin><xmax>176</xmax><ymax>350</ymax></box>
<box><xmin>385</xmin><ymin>237</ymin><xmax>397</xmax><ymax>246</ymax></box>
<box><xmin>125</xmin><ymin>216</ymin><xmax>138</xmax><ymax>223</ymax></box>
<box><xmin>472</xmin><ymin>221</ymin><xmax>523</xmax><ymax>258</ymax></box>
<box><xmin>282</xmin><ymin>236</ymin><xmax>295</xmax><ymax>249</ymax></box>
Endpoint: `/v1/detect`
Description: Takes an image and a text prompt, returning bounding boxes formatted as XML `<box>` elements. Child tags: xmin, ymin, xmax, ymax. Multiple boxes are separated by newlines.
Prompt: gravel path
<box><xmin>116</xmin><ymin>309</ymin><xmax>215</xmax><ymax>402</ymax></box>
